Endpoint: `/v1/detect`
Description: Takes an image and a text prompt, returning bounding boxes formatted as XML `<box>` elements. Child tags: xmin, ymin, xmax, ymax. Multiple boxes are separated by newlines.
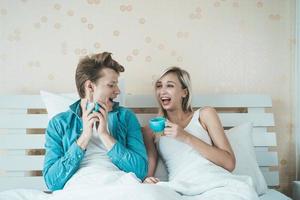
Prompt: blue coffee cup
<box><xmin>149</xmin><ymin>117</ymin><xmax>166</xmax><ymax>134</ymax></box>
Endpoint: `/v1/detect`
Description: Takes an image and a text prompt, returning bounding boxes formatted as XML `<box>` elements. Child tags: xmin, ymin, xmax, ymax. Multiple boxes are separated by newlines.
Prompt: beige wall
<box><xmin>0</xmin><ymin>0</ymin><xmax>296</xmax><ymax>196</ymax></box>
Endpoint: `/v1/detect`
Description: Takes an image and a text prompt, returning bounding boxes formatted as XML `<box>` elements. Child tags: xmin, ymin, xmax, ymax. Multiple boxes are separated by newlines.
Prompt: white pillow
<box><xmin>40</xmin><ymin>88</ymin><xmax>125</xmax><ymax>119</ymax></box>
<box><xmin>226</xmin><ymin>122</ymin><xmax>268</xmax><ymax>195</ymax></box>
<box><xmin>40</xmin><ymin>90</ymin><xmax>77</xmax><ymax>119</ymax></box>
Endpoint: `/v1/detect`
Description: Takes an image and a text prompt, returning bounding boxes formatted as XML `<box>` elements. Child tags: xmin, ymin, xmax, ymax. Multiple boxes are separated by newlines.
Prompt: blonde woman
<box><xmin>142</xmin><ymin>67</ymin><xmax>259</xmax><ymax>200</ymax></box>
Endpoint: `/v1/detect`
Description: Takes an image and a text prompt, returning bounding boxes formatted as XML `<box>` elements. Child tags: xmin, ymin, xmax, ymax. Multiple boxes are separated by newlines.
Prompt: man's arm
<box><xmin>107</xmin><ymin>110</ymin><xmax>148</xmax><ymax>180</ymax></box>
<box><xmin>43</xmin><ymin>118</ymin><xmax>85</xmax><ymax>191</ymax></box>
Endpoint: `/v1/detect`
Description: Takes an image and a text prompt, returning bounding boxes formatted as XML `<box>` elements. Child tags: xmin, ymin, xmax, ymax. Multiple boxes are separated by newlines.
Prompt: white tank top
<box><xmin>156</xmin><ymin>109</ymin><xmax>229</xmax><ymax>181</ymax></box>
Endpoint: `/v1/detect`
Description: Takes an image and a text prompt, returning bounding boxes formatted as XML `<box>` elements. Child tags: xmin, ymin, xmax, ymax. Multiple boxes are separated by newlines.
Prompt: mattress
<box><xmin>259</xmin><ymin>189</ymin><xmax>291</xmax><ymax>200</ymax></box>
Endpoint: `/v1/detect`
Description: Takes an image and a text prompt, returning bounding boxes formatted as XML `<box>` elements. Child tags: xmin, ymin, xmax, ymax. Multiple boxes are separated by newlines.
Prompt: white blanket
<box><xmin>0</xmin><ymin>165</ymin><xmax>259</xmax><ymax>200</ymax></box>
<box><xmin>156</xmin><ymin>159</ymin><xmax>259</xmax><ymax>200</ymax></box>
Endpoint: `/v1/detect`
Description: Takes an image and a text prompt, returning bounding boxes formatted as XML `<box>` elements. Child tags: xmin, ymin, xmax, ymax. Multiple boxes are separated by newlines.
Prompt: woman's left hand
<box><xmin>164</xmin><ymin>120</ymin><xmax>187</xmax><ymax>141</ymax></box>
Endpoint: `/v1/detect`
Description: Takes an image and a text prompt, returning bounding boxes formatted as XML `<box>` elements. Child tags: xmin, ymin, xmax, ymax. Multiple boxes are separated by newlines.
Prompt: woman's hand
<box><xmin>143</xmin><ymin>177</ymin><xmax>160</xmax><ymax>184</ymax></box>
<box><xmin>164</xmin><ymin>120</ymin><xmax>187</xmax><ymax>141</ymax></box>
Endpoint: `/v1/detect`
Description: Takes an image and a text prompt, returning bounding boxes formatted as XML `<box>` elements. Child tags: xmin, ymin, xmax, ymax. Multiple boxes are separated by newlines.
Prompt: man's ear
<box><xmin>84</xmin><ymin>80</ymin><xmax>94</xmax><ymax>93</ymax></box>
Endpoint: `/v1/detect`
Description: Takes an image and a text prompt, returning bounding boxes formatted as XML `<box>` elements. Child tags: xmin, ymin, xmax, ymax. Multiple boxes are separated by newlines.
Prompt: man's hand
<box><xmin>76</xmin><ymin>99</ymin><xmax>99</xmax><ymax>150</ymax></box>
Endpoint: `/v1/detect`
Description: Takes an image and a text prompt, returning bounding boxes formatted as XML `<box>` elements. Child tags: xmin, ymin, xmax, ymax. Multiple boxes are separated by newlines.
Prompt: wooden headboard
<box><xmin>0</xmin><ymin>94</ymin><xmax>279</xmax><ymax>191</ymax></box>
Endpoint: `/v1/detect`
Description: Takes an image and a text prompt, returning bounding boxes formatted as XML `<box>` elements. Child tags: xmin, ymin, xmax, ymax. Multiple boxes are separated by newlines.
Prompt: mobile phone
<box><xmin>86</xmin><ymin>102</ymin><xmax>101</xmax><ymax>113</ymax></box>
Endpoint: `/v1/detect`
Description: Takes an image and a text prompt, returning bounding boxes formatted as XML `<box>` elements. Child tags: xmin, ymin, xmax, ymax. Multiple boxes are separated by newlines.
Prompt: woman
<box><xmin>43</xmin><ymin>52</ymin><xmax>148</xmax><ymax>191</ymax></box>
<box><xmin>142</xmin><ymin>67</ymin><xmax>259</xmax><ymax>199</ymax></box>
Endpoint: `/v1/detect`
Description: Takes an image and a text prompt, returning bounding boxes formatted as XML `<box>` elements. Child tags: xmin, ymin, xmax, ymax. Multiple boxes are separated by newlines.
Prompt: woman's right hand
<box><xmin>143</xmin><ymin>177</ymin><xmax>160</xmax><ymax>184</ymax></box>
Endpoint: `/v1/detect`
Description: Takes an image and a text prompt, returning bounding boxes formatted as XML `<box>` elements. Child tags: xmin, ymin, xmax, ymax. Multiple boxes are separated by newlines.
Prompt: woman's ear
<box><xmin>182</xmin><ymin>88</ymin><xmax>188</xmax><ymax>98</ymax></box>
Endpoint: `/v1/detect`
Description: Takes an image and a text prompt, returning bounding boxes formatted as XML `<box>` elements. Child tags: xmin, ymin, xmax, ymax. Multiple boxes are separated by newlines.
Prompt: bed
<box><xmin>0</xmin><ymin>93</ymin><xmax>291</xmax><ymax>199</ymax></box>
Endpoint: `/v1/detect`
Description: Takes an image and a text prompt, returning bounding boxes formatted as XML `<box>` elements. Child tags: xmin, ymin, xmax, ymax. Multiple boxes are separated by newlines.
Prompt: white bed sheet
<box><xmin>0</xmin><ymin>188</ymin><xmax>292</xmax><ymax>200</ymax></box>
<box><xmin>259</xmin><ymin>189</ymin><xmax>291</xmax><ymax>200</ymax></box>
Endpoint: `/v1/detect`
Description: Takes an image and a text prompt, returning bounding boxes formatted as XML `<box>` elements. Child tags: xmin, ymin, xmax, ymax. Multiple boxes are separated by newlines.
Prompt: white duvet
<box><xmin>0</xmin><ymin>164</ymin><xmax>259</xmax><ymax>200</ymax></box>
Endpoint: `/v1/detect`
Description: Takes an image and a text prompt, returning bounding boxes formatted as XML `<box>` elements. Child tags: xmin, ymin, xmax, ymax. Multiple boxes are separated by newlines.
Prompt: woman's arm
<box><xmin>142</xmin><ymin>125</ymin><xmax>158</xmax><ymax>177</ymax></box>
<box><xmin>185</xmin><ymin>107</ymin><xmax>235</xmax><ymax>171</ymax></box>
<box><xmin>165</xmin><ymin>107</ymin><xmax>235</xmax><ymax>172</ymax></box>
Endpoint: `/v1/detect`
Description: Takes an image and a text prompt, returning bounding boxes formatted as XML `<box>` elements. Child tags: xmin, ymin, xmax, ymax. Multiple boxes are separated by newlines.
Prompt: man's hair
<box><xmin>75</xmin><ymin>52</ymin><xmax>124</xmax><ymax>98</ymax></box>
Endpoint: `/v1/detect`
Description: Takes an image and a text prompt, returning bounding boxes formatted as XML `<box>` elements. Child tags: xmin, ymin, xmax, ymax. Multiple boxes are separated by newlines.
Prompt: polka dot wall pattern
<box><xmin>0</xmin><ymin>0</ymin><xmax>296</xmax><ymax>196</ymax></box>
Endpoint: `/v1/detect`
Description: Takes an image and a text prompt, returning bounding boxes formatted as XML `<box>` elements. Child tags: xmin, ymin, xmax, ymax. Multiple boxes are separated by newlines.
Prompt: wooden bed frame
<box><xmin>0</xmin><ymin>94</ymin><xmax>279</xmax><ymax>191</ymax></box>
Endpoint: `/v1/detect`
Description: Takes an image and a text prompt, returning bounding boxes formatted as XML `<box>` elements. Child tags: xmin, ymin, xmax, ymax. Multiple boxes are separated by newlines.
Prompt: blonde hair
<box><xmin>155</xmin><ymin>66</ymin><xmax>193</xmax><ymax>117</ymax></box>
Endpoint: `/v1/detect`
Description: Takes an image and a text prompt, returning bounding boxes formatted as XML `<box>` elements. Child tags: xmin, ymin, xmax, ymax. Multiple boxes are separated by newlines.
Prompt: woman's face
<box><xmin>155</xmin><ymin>73</ymin><xmax>187</xmax><ymax>112</ymax></box>
<box><xmin>90</xmin><ymin>68</ymin><xmax>120</xmax><ymax>108</ymax></box>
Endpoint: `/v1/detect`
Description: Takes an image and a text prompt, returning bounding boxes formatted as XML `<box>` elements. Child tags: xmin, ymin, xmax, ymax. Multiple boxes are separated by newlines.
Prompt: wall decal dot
<box><xmin>81</xmin><ymin>49</ymin><xmax>87</xmax><ymax>55</ymax></box>
<box><xmin>145</xmin><ymin>56</ymin><xmax>152</xmax><ymax>62</ymax></box>
<box><xmin>177</xmin><ymin>32</ymin><xmax>183</xmax><ymax>38</ymax></box>
<box><xmin>54</xmin><ymin>23</ymin><xmax>61</xmax><ymax>29</ymax></box>
<box><xmin>139</xmin><ymin>18</ymin><xmax>146</xmax><ymax>24</ymax></box>
<box><xmin>132</xmin><ymin>49</ymin><xmax>139</xmax><ymax>56</ymax></box>
<box><xmin>74</xmin><ymin>49</ymin><xmax>81</xmax><ymax>55</ymax></box>
<box><xmin>87</xmin><ymin>24</ymin><xmax>94</xmax><ymax>30</ymax></box>
<box><xmin>67</xmin><ymin>10</ymin><xmax>74</xmax><ymax>16</ymax></box>
<box><xmin>120</xmin><ymin>5</ymin><xmax>126</xmax><ymax>12</ymax></box>
<box><xmin>269</xmin><ymin>14</ymin><xmax>281</xmax><ymax>21</ymax></box>
<box><xmin>256</xmin><ymin>2</ymin><xmax>263</xmax><ymax>8</ymax></box>
<box><xmin>54</xmin><ymin>4</ymin><xmax>61</xmax><ymax>10</ymax></box>
<box><xmin>232</xmin><ymin>2</ymin><xmax>239</xmax><ymax>8</ymax></box>
<box><xmin>189</xmin><ymin>14</ymin><xmax>195</xmax><ymax>19</ymax></box>
<box><xmin>177</xmin><ymin>56</ymin><xmax>183</xmax><ymax>62</ymax></box>
<box><xmin>214</xmin><ymin>1</ymin><xmax>220</xmax><ymax>7</ymax></box>
<box><xmin>190</xmin><ymin>7</ymin><xmax>202</xmax><ymax>20</ymax></box>
<box><xmin>126</xmin><ymin>55</ymin><xmax>132</xmax><ymax>62</ymax></box>
<box><xmin>81</xmin><ymin>17</ymin><xmax>87</xmax><ymax>23</ymax></box>
<box><xmin>48</xmin><ymin>74</ymin><xmax>55</xmax><ymax>80</ymax></box>
<box><xmin>127</xmin><ymin>5</ymin><xmax>132</xmax><ymax>11</ymax></box>
<box><xmin>94</xmin><ymin>42</ymin><xmax>101</xmax><ymax>49</ymax></box>
<box><xmin>34</xmin><ymin>22</ymin><xmax>41</xmax><ymax>29</ymax></box>
<box><xmin>87</xmin><ymin>0</ymin><xmax>93</xmax><ymax>4</ymax></box>
<box><xmin>280</xmin><ymin>159</ymin><xmax>287</xmax><ymax>165</ymax></box>
<box><xmin>113</xmin><ymin>30</ymin><xmax>120</xmax><ymax>36</ymax></box>
<box><xmin>145</xmin><ymin>36</ymin><xmax>152</xmax><ymax>43</ymax></box>
<box><xmin>0</xmin><ymin>8</ymin><xmax>7</xmax><ymax>15</ymax></box>
<box><xmin>41</xmin><ymin>16</ymin><xmax>48</xmax><ymax>23</ymax></box>
<box><xmin>158</xmin><ymin>44</ymin><xmax>164</xmax><ymax>50</ymax></box>
<box><xmin>171</xmin><ymin>50</ymin><xmax>176</xmax><ymax>56</ymax></box>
